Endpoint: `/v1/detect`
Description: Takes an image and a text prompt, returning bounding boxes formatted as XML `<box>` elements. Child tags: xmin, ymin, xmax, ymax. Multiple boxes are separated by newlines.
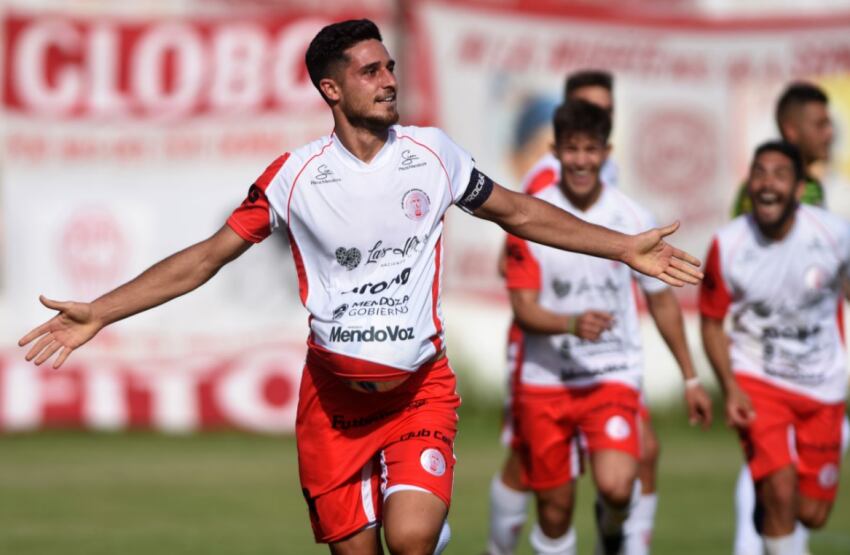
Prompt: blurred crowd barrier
<box><xmin>2</xmin><ymin>0</ymin><xmax>850</xmax><ymax>432</ymax></box>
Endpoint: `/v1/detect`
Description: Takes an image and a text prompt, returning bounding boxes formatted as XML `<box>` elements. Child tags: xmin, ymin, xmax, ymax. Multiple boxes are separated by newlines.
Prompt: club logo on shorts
<box><xmin>335</xmin><ymin>247</ymin><xmax>362</xmax><ymax>270</ymax></box>
<box><xmin>401</xmin><ymin>189</ymin><xmax>431</xmax><ymax>221</ymax></box>
<box><xmin>818</xmin><ymin>463</ymin><xmax>839</xmax><ymax>488</ymax></box>
<box><xmin>420</xmin><ymin>448</ymin><xmax>446</xmax><ymax>477</ymax></box>
<box><xmin>605</xmin><ymin>415</ymin><xmax>631</xmax><ymax>441</ymax></box>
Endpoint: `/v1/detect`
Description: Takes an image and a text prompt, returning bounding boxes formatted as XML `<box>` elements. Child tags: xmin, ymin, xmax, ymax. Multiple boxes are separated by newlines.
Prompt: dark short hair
<box><xmin>752</xmin><ymin>140</ymin><xmax>805</xmax><ymax>182</ymax></box>
<box><xmin>305</xmin><ymin>19</ymin><xmax>382</xmax><ymax>102</ymax></box>
<box><xmin>564</xmin><ymin>70</ymin><xmax>613</xmax><ymax>99</ymax></box>
<box><xmin>775</xmin><ymin>82</ymin><xmax>829</xmax><ymax>133</ymax></box>
<box><xmin>553</xmin><ymin>100</ymin><xmax>612</xmax><ymax>145</ymax></box>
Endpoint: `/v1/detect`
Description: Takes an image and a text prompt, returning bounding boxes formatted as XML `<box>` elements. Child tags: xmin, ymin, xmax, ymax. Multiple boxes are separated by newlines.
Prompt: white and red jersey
<box><xmin>699</xmin><ymin>206</ymin><xmax>850</xmax><ymax>403</ymax></box>
<box><xmin>519</xmin><ymin>153</ymin><xmax>618</xmax><ymax>195</ymax></box>
<box><xmin>227</xmin><ymin>125</ymin><xmax>482</xmax><ymax>380</ymax></box>
<box><xmin>505</xmin><ymin>183</ymin><xmax>667</xmax><ymax>390</ymax></box>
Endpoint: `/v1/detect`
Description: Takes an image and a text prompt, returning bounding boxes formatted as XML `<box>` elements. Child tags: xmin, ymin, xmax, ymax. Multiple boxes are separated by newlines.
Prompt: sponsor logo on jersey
<box><xmin>335</xmin><ymin>247</ymin><xmax>362</xmax><ymax>270</ymax></box>
<box><xmin>552</xmin><ymin>278</ymin><xmax>571</xmax><ymax>298</ymax></box>
<box><xmin>420</xmin><ymin>448</ymin><xmax>447</xmax><ymax>477</ymax></box>
<box><xmin>311</xmin><ymin>164</ymin><xmax>341</xmax><ymax>185</ymax></box>
<box><xmin>399</xmin><ymin>149</ymin><xmax>427</xmax><ymax>171</ymax></box>
<box><xmin>401</xmin><ymin>189</ymin><xmax>431</xmax><ymax>221</ymax></box>
<box><xmin>343</xmin><ymin>267</ymin><xmax>412</xmax><ymax>295</ymax></box>
<box><xmin>333</xmin><ymin>296</ymin><xmax>411</xmax><ymax>319</ymax></box>
<box><xmin>367</xmin><ymin>235</ymin><xmax>427</xmax><ymax>266</ymax></box>
<box><xmin>605</xmin><ymin>415</ymin><xmax>631</xmax><ymax>441</ymax></box>
<box><xmin>329</xmin><ymin>325</ymin><xmax>415</xmax><ymax>343</ymax></box>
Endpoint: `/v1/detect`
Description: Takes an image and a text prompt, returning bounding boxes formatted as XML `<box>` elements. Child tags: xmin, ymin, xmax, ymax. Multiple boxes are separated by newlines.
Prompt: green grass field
<box><xmin>1</xmin><ymin>406</ymin><xmax>848</xmax><ymax>554</ymax></box>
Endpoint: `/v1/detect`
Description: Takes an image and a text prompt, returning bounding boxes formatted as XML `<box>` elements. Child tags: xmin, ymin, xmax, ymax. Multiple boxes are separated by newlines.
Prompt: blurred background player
<box><xmin>488</xmin><ymin>70</ymin><xmax>679</xmax><ymax>555</ymax></box>
<box><xmin>501</xmin><ymin>100</ymin><xmax>711</xmax><ymax>555</ymax></box>
<box><xmin>727</xmin><ymin>82</ymin><xmax>850</xmax><ymax>555</ymax></box>
<box><xmin>731</xmin><ymin>83</ymin><xmax>832</xmax><ymax>217</ymax></box>
<box><xmin>702</xmin><ymin>141</ymin><xmax>848</xmax><ymax>555</ymax></box>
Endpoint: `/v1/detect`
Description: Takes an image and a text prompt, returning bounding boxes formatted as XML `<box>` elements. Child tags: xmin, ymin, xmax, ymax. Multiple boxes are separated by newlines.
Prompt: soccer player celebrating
<box><xmin>18</xmin><ymin>20</ymin><xmax>703</xmax><ymax>555</ymax></box>
<box><xmin>726</xmin><ymin>82</ymin><xmax>848</xmax><ymax>555</ymax></box>
<box><xmin>731</xmin><ymin>82</ymin><xmax>833</xmax><ymax>217</ymax></box>
<box><xmin>503</xmin><ymin>100</ymin><xmax>711</xmax><ymax>555</ymax></box>
<box><xmin>701</xmin><ymin>141</ymin><xmax>848</xmax><ymax>555</ymax></box>
<box><xmin>489</xmin><ymin>70</ymin><xmax>682</xmax><ymax>555</ymax></box>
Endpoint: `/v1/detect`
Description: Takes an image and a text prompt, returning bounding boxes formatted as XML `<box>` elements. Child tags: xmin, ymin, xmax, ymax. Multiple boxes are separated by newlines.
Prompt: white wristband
<box><xmin>684</xmin><ymin>376</ymin><xmax>701</xmax><ymax>389</ymax></box>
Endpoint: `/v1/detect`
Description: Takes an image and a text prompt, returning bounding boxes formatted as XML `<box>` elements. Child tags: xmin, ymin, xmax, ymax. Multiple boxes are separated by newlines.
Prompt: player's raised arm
<box><xmin>471</xmin><ymin>183</ymin><xmax>703</xmax><ymax>287</ymax></box>
<box><xmin>18</xmin><ymin>224</ymin><xmax>252</xmax><ymax>369</ymax></box>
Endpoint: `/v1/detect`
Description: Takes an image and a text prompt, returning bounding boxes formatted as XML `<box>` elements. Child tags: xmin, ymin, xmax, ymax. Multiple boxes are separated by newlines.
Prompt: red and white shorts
<box><xmin>512</xmin><ymin>382</ymin><xmax>641</xmax><ymax>490</ymax></box>
<box><xmin>736</xmin><ymin>374</ymin><xmax>845</xmax><ymax>501</ymax></box>
<box><xmin>296</xmin><ymin>356</ymin><xmax>460</xmax><ymax>543</ymax></box>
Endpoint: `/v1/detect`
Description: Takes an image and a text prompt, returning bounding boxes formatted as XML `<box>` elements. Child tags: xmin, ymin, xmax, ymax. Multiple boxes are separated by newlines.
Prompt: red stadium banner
<box><xmin>0</xmin><ymin>339</ymin><xmax>305</xmax><ymax>433</ymax></box>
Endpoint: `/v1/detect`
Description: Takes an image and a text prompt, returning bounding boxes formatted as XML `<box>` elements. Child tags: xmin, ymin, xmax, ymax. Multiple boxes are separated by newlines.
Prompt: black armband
<box><xmin>456</xmin><ymin>167</ymin><xmax>495</xmax><ymax>213</ymax></box>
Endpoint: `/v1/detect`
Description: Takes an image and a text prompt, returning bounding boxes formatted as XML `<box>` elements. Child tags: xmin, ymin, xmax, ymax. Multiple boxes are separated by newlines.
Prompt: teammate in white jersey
<box><xmin>489</xmin><ymin>71</ymin><xmax>668</xmax><ymax>555</ymax></box>
<box><xmin>701</xmin><ymin>141</ymin><xmax>849</xmax><ymax>555</ymax></box>
<box><xmin>504</xmin><ymin>100</ymin><xmax>711</xmax><ymax>555</ymax></box>
<box><xmin>18</xmin><ymin>20</ymin><xmax>703</xmax><ymax>555</ymax></box>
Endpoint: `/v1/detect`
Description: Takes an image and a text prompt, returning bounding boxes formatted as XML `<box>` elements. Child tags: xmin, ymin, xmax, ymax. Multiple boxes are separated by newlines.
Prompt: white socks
<box><xmin>763</xmin><ymin>533</ymin><xmax>800</xmax><ymax>555</ymax></box>
<box><xmin>623</xmin><ymin>489</ymin><xmax>657</xmax><ymax>555</ymax></box>
<box><xmin>530</xmin><ymin>523</ymin><xmax>577</xmax><ymax>555</ymax></box>
<box><xmin>488</xmin><ymin>475</ymin><xmax>530</xmax><ymax>555</ymax></box>
<box><xmin>434</xmin><ymin>520</ymin><xmax>451</xmax><ymax>554</ymax></box>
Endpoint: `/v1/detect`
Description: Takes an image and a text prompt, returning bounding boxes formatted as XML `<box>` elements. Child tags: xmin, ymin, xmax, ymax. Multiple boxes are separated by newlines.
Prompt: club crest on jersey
<box><xmin>401</xmin><ymin>189</ymin><xmax>431</xmax><ymax>221</ymax></box>
<box><xmin>420</xmin><ymin>448</ymin><xmax>446</xmax><ymax>477</ymax></box>
<box><xmin>335</xmin><ymin>247</ymin><xmax>362</xmax><ymax>270</ymax></box>
<box><xmin>804</xmin><ymin>265</ymin><xmax>828</xmax><ymax>290</ymax></box>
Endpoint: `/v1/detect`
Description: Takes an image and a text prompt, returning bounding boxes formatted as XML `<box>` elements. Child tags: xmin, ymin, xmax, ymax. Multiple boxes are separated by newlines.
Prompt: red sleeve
<box><xmin>699</xmin><ymin>237</ymin><xmax>731</xmax><ymax>320</ymax></box>
<box><xmin>523</xmin><ymin>167</ymin><xmax>557</xmax><ymax>195</ymax></box>
<box><xmin>226</xmin><ymin>153</ymin><xmax>289</xmax><ymax>243</ymax></box>
<box><xmin>505</xmin><ymin>234</ymin><xmax>541</xmax><ymax>290</ymax></box>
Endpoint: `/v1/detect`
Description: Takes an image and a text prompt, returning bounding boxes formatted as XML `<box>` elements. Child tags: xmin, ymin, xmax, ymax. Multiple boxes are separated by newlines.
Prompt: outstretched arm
<box><xmin>645</xmin><ymin>289</ymin><xmax>712</xmax><ymax>427</ymax></box>
<box><xmin>472</xmin><ymin>185</ymin><xmax>702</xmax><ymax>287</ymax></box>
<box><xmin>19</xmin><ymin>224</ymin><xmax>252</xmax><ymax>368</ymax></box>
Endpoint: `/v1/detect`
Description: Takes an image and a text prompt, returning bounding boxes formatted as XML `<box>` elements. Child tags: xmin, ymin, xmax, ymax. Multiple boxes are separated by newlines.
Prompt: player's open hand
<box><xmin>573</xmin><ymin>310</ymin><xmax>614</xmax><ymax>341</ymax></box>
<box><xmin>18</xmin><ymin>295</ymin><xmax>103</xmax><ymax>369</ymax></box>
<box><xmin>684</xmin><ymin>382</ymin><xmax>713</xmax><ymax>429</ymax></box>
<box><xmin>625</xmin><ymin>222</ymin><xmax>703</xmax><ymax>287</ymax></box>
<box><xmin>725</xmin><ymin>383</ymin><xmax>755</xmax><ymax>429</ymax></box>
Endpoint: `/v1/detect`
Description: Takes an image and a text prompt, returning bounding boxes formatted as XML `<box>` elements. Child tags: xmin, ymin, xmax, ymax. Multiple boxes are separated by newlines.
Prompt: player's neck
<box><xmin>332</xmin><ymin>118</ymin><xmax>391</xmax><ymax>164</ymax></box>
<box><xmin>560</xmin><ymin>179</ymin><xmax>603</xmax><ymax>212</ymax></box>
<box><xmin>758</xmin><ymin>208</ymin><xmax>797</xmax><ymax>242</ymax></box>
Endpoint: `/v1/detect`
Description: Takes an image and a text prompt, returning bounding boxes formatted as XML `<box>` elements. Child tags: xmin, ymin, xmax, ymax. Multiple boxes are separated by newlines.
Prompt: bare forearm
<box><xmin>646</xmin><ymin>291</ymin><xmax>696</xmax><ymax>379</ymax></box>
<box><xmin>479</xmin><ymin>189</ymin><xmax>630</xmax><ymax>262</ymax></box>
<box><xmin>91</xmin><ymin>226</ymin><xmax>249</xmax><ymax>326</ymax></box>
<box><xmin>701</xmin><ymin>317</ymin><xmax>736</xmax><ymax>395</ymax></box>
<box><xmin>512</xmin><ymin>303</ymin><xmax>571</xmax><ymax>335</ymax></box>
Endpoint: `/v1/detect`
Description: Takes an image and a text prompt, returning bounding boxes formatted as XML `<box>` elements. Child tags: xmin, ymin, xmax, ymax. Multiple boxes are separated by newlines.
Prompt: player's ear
<box><xmin>603</xmin><ymin>142</ymin><xmax>612</xmax><ymax>161</ymax></box>
<box><xmin>794</xmin><ymin>178</ymin><xmax>806</xmax><ymax>202</ymax></box>
<box><xmin>319</xmin><ymin>77</ymin><xmax>342</xmax><ymax>103</ymax></box>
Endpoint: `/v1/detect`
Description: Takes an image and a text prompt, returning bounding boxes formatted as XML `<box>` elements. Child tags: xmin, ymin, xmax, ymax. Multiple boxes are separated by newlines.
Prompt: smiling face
<box><xmin>747</xmin><ymin>149</ymin><xmax>803</xmax><ymax>235</ymax></box>
<box><xmin>321</xmin><ymin>39</ymin><xmax>399</xmax><ymax>131</ymax></box>
<box><xmin>554</xmin><ymin>131</ymin><xmax>610</xmax><ymax>209</ymax></box>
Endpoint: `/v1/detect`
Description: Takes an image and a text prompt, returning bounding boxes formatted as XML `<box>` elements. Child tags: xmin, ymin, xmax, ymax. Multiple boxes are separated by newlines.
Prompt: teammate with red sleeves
<box><xmin>18</xmin><ymin>19</ymin><xmax>703</xmax><ymax>555</ymax></box>
<box><xmin>504</xmin><ymin>100</ymin><xmax>711</xmax><ymax>555</ymax></box>
<box><xmin>701</xmin><ymin>141</ymin><xmax>848</xmax><ymax>555</ymax></box>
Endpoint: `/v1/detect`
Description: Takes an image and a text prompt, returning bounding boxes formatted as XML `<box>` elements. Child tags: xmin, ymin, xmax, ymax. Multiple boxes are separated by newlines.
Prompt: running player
<box><xmin>701</xmin><ymin>141</ymin><xmax>848</xmax><ymax>555</ymax></box>
<box><xmin>727</xmin><ymin>82</ymin><xmax>847</xmax><ymax>555</ymax></box>
<box><xmin>489</xmin><ymin>70</ymin><xmax>676</xmax><ymax>555</ymax></box>
<box><xmin>18</xmin><ymin>20</ymin><xmax>703</xmax><ymax>555</ymax></box>
<box><xmin>504</xmin><ymin>100</ymin><xmax>711</xmax><ymax>555</ymax></box>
